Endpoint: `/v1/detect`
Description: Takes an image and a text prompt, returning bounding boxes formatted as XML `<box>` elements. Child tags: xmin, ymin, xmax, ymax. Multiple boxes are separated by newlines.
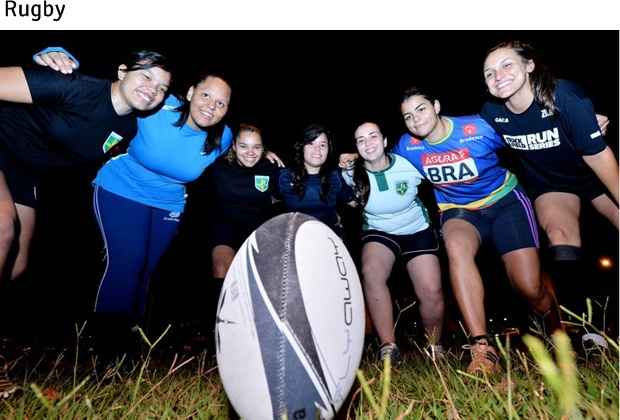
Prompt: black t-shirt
<box><xmin>202</xmin><ymin>157</ymin><xmax>279</xmax><ymax>229</ymax></box>
<box><xmin>0</xmin><ymin>67</ymin><xmax>137</xmax><ymax>171</ymax></box>
<box><xmin>480</xmin><ymin>79</ymin><xmax>607</xmax><ymax>192</ymax></box>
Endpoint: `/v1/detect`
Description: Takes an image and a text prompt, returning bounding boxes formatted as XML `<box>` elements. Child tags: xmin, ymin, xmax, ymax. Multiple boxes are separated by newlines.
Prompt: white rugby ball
<box><xmin>215</xmin><ymin>212</ymin><xmax>365</xmax><ymax>420</ymax></box>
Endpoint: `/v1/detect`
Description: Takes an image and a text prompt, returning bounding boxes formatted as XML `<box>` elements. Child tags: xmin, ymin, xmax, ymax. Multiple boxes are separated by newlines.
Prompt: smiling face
<box><xmin>118</xmin><ymin>64</ymin><xmax>171</xmax><ymax>112</ymax></box>
<box><xmin>233</xmin><ymin>129</ymin><xmax>264</xmax><ymax>167</ymax></box>
<box><xmin>354</xmin><ymin>122</ymin><xmax>387</xmax><ymax>163</ymax></box>
<box><xmin>186</xmin><ymin>76</ymin><xmax>231</xmax><ymax>130</ymax></box>
<box><xmin>483</xmin><ymin>47</ymin><xmax>534</xmax><ymax>100</ymax></box>
<box><xmin>400</xmin><ymin>95</ymin><xmax>441</xmax><ymax>139</ymax></box>
<box><xmin>303</xmin><ymin>133</ymin><xmax>329</xmax><ymax>174</ymax></box>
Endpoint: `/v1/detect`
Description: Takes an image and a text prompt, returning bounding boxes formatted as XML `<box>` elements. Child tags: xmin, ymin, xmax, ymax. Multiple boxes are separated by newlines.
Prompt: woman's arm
<box><xmin>583</xmin><ymin>146</ymin><xmax>619</xmax><ymax>203</ymax></box>
<box><xmin>0</xmin><ymin>67</ymin><xmax>33</xmax><ymax>103</ymax></box>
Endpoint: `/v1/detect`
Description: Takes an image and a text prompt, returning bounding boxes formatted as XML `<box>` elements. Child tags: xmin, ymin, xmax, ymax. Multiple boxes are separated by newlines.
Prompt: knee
<box><xmin>361</xmin><ymin>262</ymin><xmax>389</xmax><ymax>288</ymax></box>
<box><xmin>444</xmin><ymin>239</ymin><xmax>475</xmax><ymax>265</ymax></box>
<box><xmin>212</xmin><ymin>260</ymin><xmax>231</xmax><ymax>279</ymax></box>
<box><xmin>419</xmin><ymin>283</ymin><xmax>444</xmax><ymax>308</ymax></box>
<box><xmin>544</xmin><ymin>224</ymin><xmax>579</xmax><ymax>245</ymax></box>
<box><xmin>0</xmin><ymin>213</ymin><xmax>16</xmax><ymax>249</ymax></box>
<box><xmin>10</xmin><ymin>257</ymin><xmax>28</xmax><ymax>280</ymax></box>
<box><xmin>521</xmin><ymin>281</ymin><xmax>545</xmax><ymax>305</ymax></box>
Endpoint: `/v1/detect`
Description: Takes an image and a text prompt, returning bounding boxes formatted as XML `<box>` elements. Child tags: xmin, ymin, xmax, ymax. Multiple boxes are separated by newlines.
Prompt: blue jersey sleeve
<box><xmin>392</xmin><ymin>133</ymin><xmax>411</xmax><ymax>161</ymax></box>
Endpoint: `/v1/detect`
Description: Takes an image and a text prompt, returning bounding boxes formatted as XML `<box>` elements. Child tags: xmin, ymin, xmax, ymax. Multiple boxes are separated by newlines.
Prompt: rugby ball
<box><xmin>215</xmin><ymin>212</ymin><xmax>365</xmax><ymax>420</ymax></box>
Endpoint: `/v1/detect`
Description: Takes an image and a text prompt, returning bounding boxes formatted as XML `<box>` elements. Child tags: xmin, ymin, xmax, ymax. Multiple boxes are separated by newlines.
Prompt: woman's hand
<box><xmin>596</xmin><ymin>114</ymin><xmax>609</xmax><ymax>136</ymax></box>
<box><xmin>34</xmin><ymin>51</ymin><xmax>77</xmax><ymax>74</ymax></box>
<box><xmin>265</xmin><ymin>151</ymin><xmax>285</xmax><ymax>167</ymax></box>
<box><xmin>339</xmin><ymin>153</ymin><xmax>358</xmax><ymax>170</ymax></box>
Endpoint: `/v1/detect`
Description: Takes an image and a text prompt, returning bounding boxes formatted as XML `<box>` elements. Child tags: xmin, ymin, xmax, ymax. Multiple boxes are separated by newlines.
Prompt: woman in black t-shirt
<box><xmin>191</xmin><ymin>124</ymin><xmax>278</xmax><ymax>316</ymax></box>
<box><xmin>203</xmin><ymin>123</ymin><xmax>278</xmax><ymax>280</ymax></box>
<box><xmin>0</xmin><ymin>51</ymin><xmax>171</xmax><ymax>283</ymax></box>
<box><xmin>480</xmin><ymin>40</ymin><xmax>618</xmax><ymax>311</ymax></box>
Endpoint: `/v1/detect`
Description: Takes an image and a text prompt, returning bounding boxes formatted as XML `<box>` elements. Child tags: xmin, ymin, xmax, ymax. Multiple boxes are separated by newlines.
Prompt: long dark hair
<box><xmin>350</xmin><ymin>121</ymin><xmax>389</xmax><ymax>209</ymax></box>
<box><xmin>121</xmin><ymin>50</ymin><xmax>172</xmax><ymax>74</ymax></box>
<box><xmin>291</xmin><ymin>124</ymin><xmax>334</xmax><ymax>202</ymax></box>
<box><xmin>352</xmin><ymin>155</ymin><xmax>371</xmax><ymax>208</ymax></box>
<box><xmin>486</xmin><ymin>40</ymin><xmax>557</xmax><ymax>113</ymax></box>
<box><xmin>173</xmin><ymin>72</ymin><xmax>230</xmax><ymax>155</ymax></box>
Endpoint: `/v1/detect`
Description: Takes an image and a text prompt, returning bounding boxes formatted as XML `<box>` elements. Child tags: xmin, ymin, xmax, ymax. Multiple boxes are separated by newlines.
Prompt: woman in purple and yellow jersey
<box><xmin>394</xmin><ymin>86</ymin><xmax>560</xmax><ymax>375</ymax></box>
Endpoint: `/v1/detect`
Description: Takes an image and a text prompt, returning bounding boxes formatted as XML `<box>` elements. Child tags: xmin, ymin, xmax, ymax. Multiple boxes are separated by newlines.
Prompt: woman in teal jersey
<box><xmin>343</xmin><ymin>121</ymin><xmax>444</xmax><ymax>363</ymax></box>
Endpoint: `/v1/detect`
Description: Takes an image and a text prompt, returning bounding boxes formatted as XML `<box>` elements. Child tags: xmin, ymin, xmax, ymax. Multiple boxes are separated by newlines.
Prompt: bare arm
<box><xmin>0</xmin><ymin>67</ymin><xmax>33</xmax><ymax>103</ymax></box>
<box><xmin>583</xmin><ymin>146</ymin><xmax>619</xmax><ymax>203</ymax></box>
<box><xmin>596</xmin><ymin>114</ymin><xmax>609</xmax><ymax>135</ymax></box>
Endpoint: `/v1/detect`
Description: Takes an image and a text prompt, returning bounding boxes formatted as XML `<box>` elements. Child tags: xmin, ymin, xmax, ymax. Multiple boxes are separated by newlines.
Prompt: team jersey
<box><xmin>94</xmin><ymin>95</ymin><xmax>232</xmax><ymax>213</ymax></box>
<box><xmin>480</xmin><ymin>79</ymin><xmax>607</xmax><ymax>194</ymax></box>
<box><xmin>0</xmin><ymin>67</ymin><xmax>136</xmax><ymax>170</ymax></box>
<box><xmin>277</xmin><ymin>168</ymin><xmax>354</xmax><ymax>232</ymax></box>
<box><xmin>201</xmin><ymin>157</ymin><xmax>279</xmax><ymax>228</ymax></box>
<box><xmin>393</xmin><ymin>115</ymin><xmax>518</xmax><ymax>211</ymax></box>
<box><xmin>342</xmin><ymin>153</ymin><xmax>430</xmax><ymax>235</ymax></box>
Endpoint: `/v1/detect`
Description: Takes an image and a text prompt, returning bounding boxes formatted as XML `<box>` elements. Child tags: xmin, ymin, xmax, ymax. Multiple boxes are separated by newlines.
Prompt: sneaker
<box><xmin>464</xmin><ymin>341</ymin><xmax>500</xmax><ymax>375</ymax></box>
<box><xmin>0</xmin><ymin>356</ymin><xmax>17</xmax><ymax>399</ymax></box>
<box><xmin>0</xmin><ymin>378</ymin><xmax>17</xmax><ymax>399</ymax></box>
<box><xmin>378</xmin><ymin>342</ymin><xmax>401</xmax><ymax>365</ymax></box>
<box><xmin>582</xmin><ymin>333</ymin><xmax>609</xmax><ymax>352</ymax></box>
<box><xmin>426</xmin><ymin>344</ymin><xmax>446</xmax><ymax>361</ymax></box>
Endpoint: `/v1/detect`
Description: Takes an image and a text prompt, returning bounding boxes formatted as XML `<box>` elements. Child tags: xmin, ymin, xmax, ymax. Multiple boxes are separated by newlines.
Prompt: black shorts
<box><xmin>0</xmin><ymin>150</ymin><xmax>38</xmax><ymax>208</ymax></box>
<box><xmin>440</xmin><ymin>186</ymin><xmax>539</xmax><ymax>255</ymax></box>
<box><xmin>210</xmin><ymin>222</ymin><xmax>256</xmax><ymax>251</ymax></box>
<box><xmin>524</xmin><ymin>173</ymin><xmax>607</xmax><ymax>203</ymax></box>
<box><xmin>360</xmin><ymin>226</ymin><xmax>439</xmax><ymax>264</ymax></box>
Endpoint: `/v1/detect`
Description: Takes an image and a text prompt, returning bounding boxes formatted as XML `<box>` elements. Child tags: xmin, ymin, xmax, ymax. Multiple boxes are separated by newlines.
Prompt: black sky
<box><xmin>5</xmin><ymin>31</ymin><xmax>619</xmax><ymax>156</ymax></box>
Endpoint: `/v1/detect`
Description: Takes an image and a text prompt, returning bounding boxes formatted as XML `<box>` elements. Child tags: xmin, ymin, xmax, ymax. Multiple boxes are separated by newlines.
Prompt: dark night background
<box><xmin>0</xmin><ymin>31</ymin><xmax>617</xmax><ymax>349</ymax></box>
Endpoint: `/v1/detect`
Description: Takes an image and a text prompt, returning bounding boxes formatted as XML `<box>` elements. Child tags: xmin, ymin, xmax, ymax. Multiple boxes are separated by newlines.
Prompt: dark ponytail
<box><xmin>351</xmin><ymin>156</ymin><xmax>371</xmax><ymax>208</ymax></box>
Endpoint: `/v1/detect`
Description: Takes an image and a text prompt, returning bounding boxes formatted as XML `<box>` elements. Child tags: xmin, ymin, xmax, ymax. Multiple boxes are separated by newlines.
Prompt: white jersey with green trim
<box><xmin>343</xmin><ymin>153</ymin><xmax>430</xmax><ymax>235</ymax></box>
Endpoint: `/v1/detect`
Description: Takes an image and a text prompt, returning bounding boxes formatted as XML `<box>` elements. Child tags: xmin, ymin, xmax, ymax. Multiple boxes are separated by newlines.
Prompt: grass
<box><xmin>1</xmin><ymin>319</ymin><xmax>618</xmax><ymax>419</ymax></box>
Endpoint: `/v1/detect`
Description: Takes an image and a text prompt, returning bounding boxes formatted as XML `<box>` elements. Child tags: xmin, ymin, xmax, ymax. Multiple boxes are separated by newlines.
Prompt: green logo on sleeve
<box><xmin>254</xmin><ymin>175</ymin><xmax>270</xmax><ymax>192</ymax></box>
<box><xmin>102</xmin><ymin>131</ymin><xmax>124</xmax><ymax>153</ymax></box>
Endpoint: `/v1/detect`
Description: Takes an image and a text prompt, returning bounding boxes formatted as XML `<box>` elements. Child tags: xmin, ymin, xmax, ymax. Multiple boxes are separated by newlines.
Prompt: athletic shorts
<box><xmin>524</xmin><ymin>173</ymin><xmax>607</xmax><ymax>203</ymax></box>
<box><xmin>210</xmin><ymin>221</ymin><xmax>257</xmax><ymax>251</ymax></box>
<box><xmin>360</xmin><ymin>226</ymin><xmax>439</xmax><ymax>264</ymax></box>
<box><xmin>0</xmin><ymin>149</ymin><xmax>38</xmax><ymax>208</ymax></box>
<box><xmin>440</xmin><ymin>186</ymin><xmax>539</xmax><ymax>255</ymax></box>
